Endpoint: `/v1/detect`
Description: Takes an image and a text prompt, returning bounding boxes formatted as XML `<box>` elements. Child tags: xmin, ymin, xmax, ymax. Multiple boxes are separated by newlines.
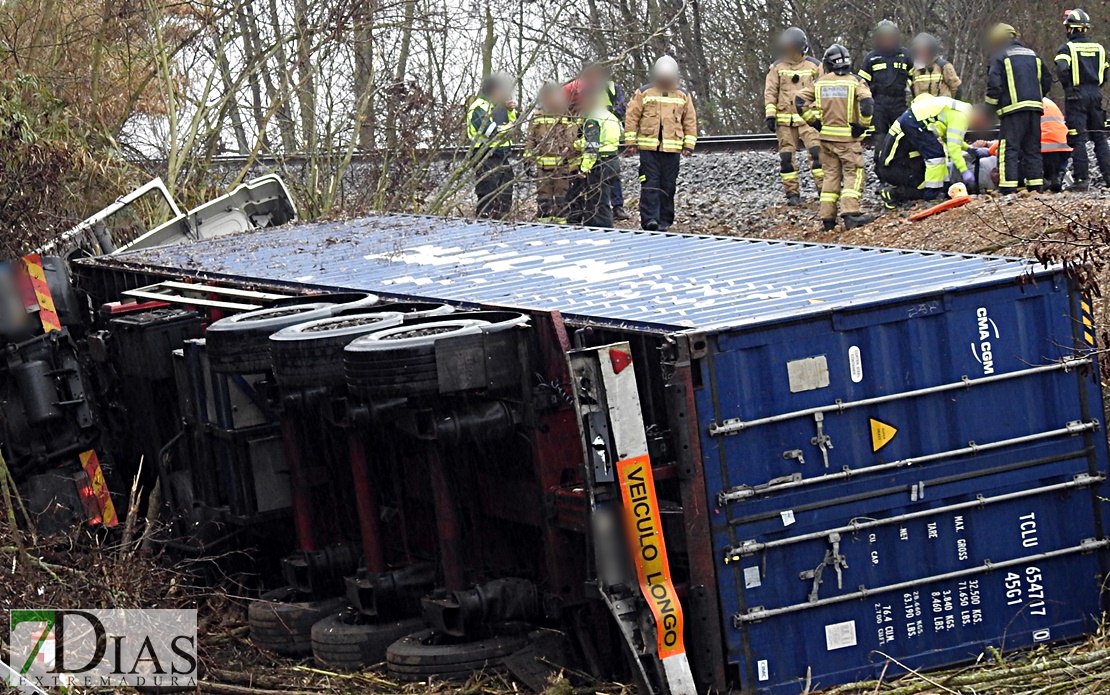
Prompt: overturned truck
<box><xmin>17</xmin><ymin>207</ymin><xmax>1110</xmax><ymax>693</ymax></box>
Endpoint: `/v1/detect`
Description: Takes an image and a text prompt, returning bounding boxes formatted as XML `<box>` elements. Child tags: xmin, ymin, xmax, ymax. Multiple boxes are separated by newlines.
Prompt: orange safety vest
<box><xmin>1040</xmin><ymin>99</ymin><xmax>1072</xmax><ymax>153</ymax></box>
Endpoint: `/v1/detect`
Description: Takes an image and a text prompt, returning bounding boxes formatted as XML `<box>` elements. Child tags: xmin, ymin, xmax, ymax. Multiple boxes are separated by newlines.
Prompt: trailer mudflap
<box><xmin>569</xmin><ymin>342</ymin><xmax>696</xmax><ymax>695</ymax></box>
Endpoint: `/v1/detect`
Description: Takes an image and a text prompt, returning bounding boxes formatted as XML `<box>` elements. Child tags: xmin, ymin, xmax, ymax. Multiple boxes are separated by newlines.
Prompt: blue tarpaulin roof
<box><xmin>102</xmin><ymin>214</ymin><xmax>1045</xmax><ymax>332</ymax></box>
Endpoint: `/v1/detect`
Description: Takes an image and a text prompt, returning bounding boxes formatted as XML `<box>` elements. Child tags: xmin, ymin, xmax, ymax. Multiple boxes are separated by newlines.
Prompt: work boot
<box><xmin>821</xmin><ymin>218</ymin><xmax>837</xmax><ymax>232</ymax></box>
<box><xmin>842</xmin><ymin>213</ymin><xmax>875</xmax><ymax>230</ymax></box>
<box><xmin>642</xmin><ymin>219</ymin><xmax>659</xmax><ymax>231</ymax></box>
<box><xmin>1069</xmin><ymin>180</ymin><xmax>1090</xmax><ymax>192</ymax></box>
<box><xmin>613</xmin><ymin>207</ymin><xmax>631</xmax><ymax>220</ymax></box>
<box><xmin>786</xmin><ymin>194</ymin><xmax>802</xmax><ymax>206</ymax></box>
<box><xmin>1048</xmin><ymin>174</ymin><xmax>1063</xmax><ymax>193</ymax></box>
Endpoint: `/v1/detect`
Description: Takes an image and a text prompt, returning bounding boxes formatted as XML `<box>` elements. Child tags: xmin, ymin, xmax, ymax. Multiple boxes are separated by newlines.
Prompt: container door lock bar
<box><xmin>811</xmin><ymin>412</ymin><xmax>833</xmax><ymax>468</ymax></box>
<box><xmin>798</xmin><ymin>533</ymin><xmax>848</xmax><ymax>601</ymax></box>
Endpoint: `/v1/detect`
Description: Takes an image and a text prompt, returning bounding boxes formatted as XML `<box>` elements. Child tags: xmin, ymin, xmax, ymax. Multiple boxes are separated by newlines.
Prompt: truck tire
<box><xmin>385</xmin><ymin>624</ymin><xmax>531</xmax><ymax>682</ymax></box>
<box><xmin>207</xmin><ymin>303</ymin><xmax>338</xmax><ymax>374</ymax></box>
<box><xmin>343</xmin><ymin>312</ymin><xmax>529</xmax><ymax>399</ymax></box>
<box><xmin>207</xmin><ymin>293</ymin><xmax>380</xmax><ymax>374</ymax></box>
<box><xmin>248</xmin><ymin>587</ymin><xmax>346</xmax><ymax>656</ymax></box>
<box><xmin>311</xmin><ymin>612</ymin><xmax>424</xmax><ymax>671</ymax></box>
<box><xmin>269</xmin><ymin>312</ymin><xmax>405</xmax><ymax>388</ymax></box>
<box><xmin>344</xmin><ymin>320</ymin><xmax>489</xmax><ymax>398</ymax></box>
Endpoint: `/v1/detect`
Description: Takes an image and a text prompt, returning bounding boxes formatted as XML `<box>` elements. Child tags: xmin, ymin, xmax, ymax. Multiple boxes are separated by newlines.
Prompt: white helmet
<box><xmin>653</xmin><ymin>55</ymin><xmax>680</xmax><ymax>80</ymax></box>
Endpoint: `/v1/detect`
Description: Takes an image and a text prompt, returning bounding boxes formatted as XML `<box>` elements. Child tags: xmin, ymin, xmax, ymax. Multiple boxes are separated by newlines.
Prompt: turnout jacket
<box><xmin>859</xmin><ymin>48</ymin><xmax>912</xmax><ymax>101</ymax></box>
<box><xmin>623</xmin><ymin>84</ymin><xmax>698</xmax><ymax>152</ymax></box>
<box><xmin>524</xmin><ymin>110</ymin><xmax>578</xmax><ymax>168</ymax></box>
<box><xmin>909</xmin><ymin>95</ymin><xmax>972</xmax><ymax>173</ymax></box>
<box><xmin>911</xmin><ymin>59</ymin><xmax>962</xmax><ymax>99</ymax></box>
<box><xmin>1055</xmin><ymin>37</ymin><xmax>1108</xmax><ymax>94</ymax></box>
<box><xmin>986</xmin><ymin>40</ymin><xmax>1052</xmax><ymax>116</ymax></box>
<box><xmin>764</xmin><ymin>56</ymin><xmax>824</xmax><ymax>126</ymax></box>
<box><xmin>795</xmin><ymin>72</ymin><xmax>873</xmax><ymax>142</ymax></box>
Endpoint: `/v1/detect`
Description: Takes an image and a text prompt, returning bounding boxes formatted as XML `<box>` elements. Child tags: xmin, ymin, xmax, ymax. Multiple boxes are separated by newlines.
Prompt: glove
<box><xmin>766</xmin><ymin>117</ymin><xmax>777</xmax><ymax>132</ymax></box>
<box><xmin>973</xmin><ymin>147</ymin><xmax>992</xmax><ymax>157</ymax></box>
<box><xmin>681</xmin><ymin>148</ymin><xmax>693</xmax><ymax>157</ymax></box>
<box><xmin>961</xmin><ymin>170</ymin><xmax>976</xmax><ymax>188</ymax></box>
<box><xmin>851</xmin><ymin>124</ymin><xmax>866</xmax><ymax>139</ymax></box>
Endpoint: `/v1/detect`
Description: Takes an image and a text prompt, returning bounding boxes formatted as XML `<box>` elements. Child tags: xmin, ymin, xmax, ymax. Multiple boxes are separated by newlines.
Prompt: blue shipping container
<box><xmin>88</xmin><ymin>214</ymin><xmax>1110</xmax><ymax>693</ymax></box>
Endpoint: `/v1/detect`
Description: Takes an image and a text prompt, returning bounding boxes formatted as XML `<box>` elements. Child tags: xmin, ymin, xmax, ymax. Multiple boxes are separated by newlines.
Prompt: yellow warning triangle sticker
<box><xmin>870</xmin><ymin>418</ymin><xmax>898</xmax><ymax>452</ymax></box>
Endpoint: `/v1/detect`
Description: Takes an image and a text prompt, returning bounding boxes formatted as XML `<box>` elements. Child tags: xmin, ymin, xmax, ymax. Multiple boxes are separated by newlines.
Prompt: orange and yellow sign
<box><xmin>617</xmin><ymin>454</ymin><xmax>685</xmax><ymax>659</ymax></box>
<box><xmin>79</xmin><ymin>450</ymin><xmax>118</xmax><ymax>528</ymax></box>
<box><xmin>21</xmin><ymin>254</ymin><xmax>61</xmax><ymax>333</ymax></box>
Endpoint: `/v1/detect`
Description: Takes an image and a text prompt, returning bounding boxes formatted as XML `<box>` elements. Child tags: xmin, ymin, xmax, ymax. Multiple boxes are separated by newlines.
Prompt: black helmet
<box><xmin>875</xmin><ymin>19</ymin><xmax>900</xmax><ymax>40</ymax></box>
<box><xmin>910</xmin><ymin>32</ymin><xmax>941</xmax><ymax>60</ymax></box>
<box><xmin>1064</xmin><ymin>8</ymin><xmax>1091</xmax><ymax>32</ymax></box>
<box><xmin>823</xmin><ymin>44</ymin><xmax>852</xmax><ymax>74</ymax></box>
<box><xmin>778</xmin><ymin>27</ymin><xmax>810</xmax><ymax>56</ymax></box>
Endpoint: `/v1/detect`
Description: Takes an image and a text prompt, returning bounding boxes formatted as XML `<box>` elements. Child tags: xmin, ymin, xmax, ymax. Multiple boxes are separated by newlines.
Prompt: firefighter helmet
<box><xmin>910</xmin><ymin>32</ymin><xmax>941</xmax><ymax>61</ymax></box>
<box><xmin>1064</xmin><ymin>8</ymin><xmax>1092</xmax><ymax>32</ymax></box>
<box><xmin>823</xmin><ymin>44</ymin><xmax>852</xmax><ymax>74</ymax></box>
<box><xmin>875</xmin><ymin>20</ymin><xmax>900</xmax><ymax>39</ymax></box>
<box><xmin>778</xmin><ymin>27</ymin><xmax>810</xmax><ymax>56</ymax></box>
<box><xmin>988</xmin><ymin>23</ymin><xmax>1019</xmax><ymax>47</ymax></box>
<box><xmin>653</xmin><ymin>55</ymin><xmax>680</xmax><ymax>80</ymax></box>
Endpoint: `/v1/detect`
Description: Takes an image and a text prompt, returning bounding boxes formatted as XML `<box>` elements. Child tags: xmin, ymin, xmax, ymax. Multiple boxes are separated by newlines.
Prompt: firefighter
<box><xmin>910</xmin><ymin>33</ymin><xmax>963</xmax><ymax>99</ymax></box>
<box><xmin>985</xmin><ymin>23</ymin><xmax>1053</xmax><ymax>193</ymax></box>
<box><xmin>795</xmin><ymin>44</ymin><xmax>875</xmax><ymax>231</ymax></box>
<box><xmin>569</xmin><ymin>83</ymin><xmax>622</xmax><ymax>228</ymax></box>
<box><xmin>1055</xmin><ymin>8</ymin><xmax>1110</xmax><ymax>190</ymax></box>
<box><xmin>624</xmin><ymin>55</ymin><xmax>698</xmax><ymax>231</ymax></box>
<box><xmin>764</xmin><ymin>27</ymin><xmax>824</xmax><ymax>205</ymax></box>
<box><xmin>859</xmin><ymin>20</ymin><xmax>912</xmax><ymax>166</ymax></box>
<box><xmin>467</xmin><ymin>73</ymin><xmax>518</xmax><ymax>218</ymax></box>
<box><xmin>877</xmin><ymin>95</ymin><xmax>974</xmax><ymax>208</ymax></box>
<box><xmin>524</xmin><ymin>82</ymin><xmax>577</xmax><ymax>223</ymax></box>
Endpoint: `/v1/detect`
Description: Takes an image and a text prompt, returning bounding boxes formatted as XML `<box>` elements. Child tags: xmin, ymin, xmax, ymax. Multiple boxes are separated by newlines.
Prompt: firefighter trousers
<box><xmin>535</xmin><ymin>167</ymin><xmax>571</xmax><ymax>223</ymax></box>
<box><xmin>569</xmin><ymin>157</ymin><xmax>617</xmax><ymax>228</ymax></box>
<box><xmin>871</xmin><ymin>97</ymin><xmax>907</xmax><ymax>167</ymax></box>
<box><xmin>819</xmin><ymin>140</ymin><xmax>865</xmax><ymax>220</ymax></box>
<box><xmin>776</xmin><ymin>124</ymin><xmax>823</xmax><ymax>197</ymax></box>
<box><xmin>475</xmin><ymin>149</ymin><xmax>514</xmax><ymax>219</ymax></box>
<box><xmin>638</xmin><ymin>150</ymin><xmax>680</xmax><ymax>229</ymax></box>
<box><xmin>1066</xmin><ymin>88</ymin><xmax>1110</xmax><ymax>184</ymax></box>
<box><xmin>998</xmin><ymin>111</ymin><xmax>1044</xmax><ymax>192</ymax></box>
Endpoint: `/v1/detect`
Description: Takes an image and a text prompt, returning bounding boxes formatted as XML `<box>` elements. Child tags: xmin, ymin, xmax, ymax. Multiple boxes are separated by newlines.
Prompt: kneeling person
<box><xmin>795</xmin><ymin>44</ymin><xmax>875</xmax><ymax>231</ymax></box>
<box><xmin>877</xmin><ymin>94</ymin><xmax>974</xmax><ymax>207</ymax></box>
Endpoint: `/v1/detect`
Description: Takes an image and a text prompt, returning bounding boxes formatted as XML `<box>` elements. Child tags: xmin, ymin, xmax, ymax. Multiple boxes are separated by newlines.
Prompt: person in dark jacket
<box><xmin>985</xmin><ymin>23</ymin><xmax>1054</xmax><ymax>193</ymax></box>
<box><xmin>467</xmin><ymin>73</ymin><xmax>518</xmax><ymax>218</ymax></box>
<box><xmin>1055</xmin><ymin>8</ymin><xmax>1110</xmax><ymax>190</ymax></box>
<box><xmin>859</xmin><ymin>20</ymin><xmax>912</xmax><ymax>167</ymax></box>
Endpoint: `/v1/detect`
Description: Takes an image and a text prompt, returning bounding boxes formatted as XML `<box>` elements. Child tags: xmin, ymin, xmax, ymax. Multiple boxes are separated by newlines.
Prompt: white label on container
<box><xmin>757</xmin><ymin>659</ymin><xmax>769</xmax><ymax>681</ymax></box>
<box><xmin>744</xmin><ymin>566</ymin><xmax>762</xmax><ymax>588</ymax></box>
<box><xmin>780</xmin><ymin>510</ymin><xmax>796</xmax><ymax>526</ymax></box>
<box><xmin>848</xmin><ymin>346</ymin><xmax>863</xmax><ymax>383</ymax></box>
<box><xmin>825</xmin><ymin>620</ymin><xmax>857</xmax><ymax>651</ymax></box>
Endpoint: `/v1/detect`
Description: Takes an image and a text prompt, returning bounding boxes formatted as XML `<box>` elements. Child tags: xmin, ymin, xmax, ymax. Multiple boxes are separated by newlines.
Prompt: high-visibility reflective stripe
<box><xmin>536</xmin><ymin>156</ymin><xmax>565</xmax><ymax>166</ymax></box>
<box><xmin>985</xmin><ymin>96</ymin><xmax>999</xmax><ymax>105</ymax></box>
<box><xmin>662</xmin><ymin>138</ymin><xmax>685</xmax><ymax>147</ymax></box>
<box><xmin>766</xmin><ymin>103</ymin><xmax>778</xmax><ymax>115</ymax></box>
<box><xmin>1043</xmin><ymin>143</ymin><xmax>1072</xmax><ymax>151</ymax></box>
<box><xmin>820</xmin><ymin>192</ymin><xmax>840</xmax><ymax>201</ymax></box>
<box><xmin>812</xmin><ymin>168</ymin><xmax>824</xmax><ymax>177</ymax></box>
<box><xmin>778</xmin><ymin>69</ymin><xmax>819</xmax><ymax>77</ymax></box>
<box><xmin>532</xmin><ymin>115</ymin><xmax>562</xmax><ymax>124</ymax></box>
<box><xmin>1043</xmin><ymin>116</ymin><xmax>1066</xmax><ymax>124</ymax></box>
<box><xmin>1027</xmin><ymin>178</ymin><xmax>1044</xmax><ymax>186</ymax></box>
<box><xmin>872</xmin><ymin>62</ymin><xmax>888</xmax><ymax>70</ymax></box>
<box><xmin>643</xmin><ymin>95</ymin><xmax>686</xmax><ymax>105</ymax></box>
<box><xmin>998</xmin><ymin>139</ymin><xmax>1018</xmax><ymax>188</ymax></box>
<box><xmin>683</xmin><ymin>135</ymin><xmax>697</xmax><ymax>146</ymax></box>
<box><xmin>998</xmin><ymin>100</ymin><xmax>1044</xmax><ymax>115</ymax></box>
<box><xmin>1066</xmin><ymin>41</ymin><xmax>1107</xmax><ymax>86</ymax></box>
<box><xmin>777</xmin><ymin>114</ymin><xmax>804</xmax><ymax>124</ymax></box>
<box><xmin>637</xmin><ymin>137</ymin><xmax>660</xmax><ymax>147</ymax></box>
<box><xmin>821</xmin><ymin>126</ymin><xmax>853</xmax><ymax>137</ymax></box>
<box><xmin>781</xmin><ymin>171</ymin><xmax>799</xmax><ymax>180</ymax></box>
<box><xmin>859</xmin><ymin>70</ymin><xmax>872</xmax><ymax>80</ymax></box>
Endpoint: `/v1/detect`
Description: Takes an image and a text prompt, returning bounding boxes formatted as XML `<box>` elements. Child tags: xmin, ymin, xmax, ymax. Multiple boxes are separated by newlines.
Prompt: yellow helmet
<box><xmin>988</xmin><ymin>23</ymin><xmax>1019</xmax><ymax>45</ymax></box>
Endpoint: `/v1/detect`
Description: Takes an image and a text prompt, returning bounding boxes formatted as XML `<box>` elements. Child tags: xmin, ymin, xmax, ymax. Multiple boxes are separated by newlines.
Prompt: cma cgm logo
<box><xmin>971</xmin><ymin>307</ymin><xmax>1000</xmax><ymax>375</ymax></box>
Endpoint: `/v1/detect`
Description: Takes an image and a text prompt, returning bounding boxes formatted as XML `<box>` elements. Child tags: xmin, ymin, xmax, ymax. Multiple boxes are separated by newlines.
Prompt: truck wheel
<box><xmin>344</xmin><ymin>320</ymin><xmax>489</xmax><ymax>398</ymax></box>
<box><xmin>311</xmin><ymin>612</ymin><xmax>424</xmax><ymax>671</ymax></box>
<box><xmin>385</xmin><ymin>623</ymin><xmax>531</xmax><ymax>681</ymax></box>
<box><xmin>344</xmin><ymin>312</ymin><xmax>528</xmax><ymax>399</ymax></box>
<box><xmin>248</xmin><ymin>587</ymin><xmax>346</xmax><ymax>656</ymax></box>
<box><xmin>269</xmin><ymin>311</ymin><xmax>405</xmax><ymax>388</ymax></box>
<box><xmin>207</xmin><ymin>303</ymin><xmax>338</xmax><ymax>374</ymax></box>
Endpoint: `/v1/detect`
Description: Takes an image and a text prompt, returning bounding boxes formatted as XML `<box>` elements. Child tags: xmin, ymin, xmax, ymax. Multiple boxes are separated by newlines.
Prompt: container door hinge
<box><xmin>798</xmin><ymin>533</ymin><xmax>848</xmax><ymax>602</ymax></box>
<box><xmin>783</xmin><ymin>449</ymin><xmax>805</xmax><ymax>465</ymax></box>
<box><xmin>811</xmin><ymin>412</ymin><xmax>833</xmax><ymax>468</ymax></box>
